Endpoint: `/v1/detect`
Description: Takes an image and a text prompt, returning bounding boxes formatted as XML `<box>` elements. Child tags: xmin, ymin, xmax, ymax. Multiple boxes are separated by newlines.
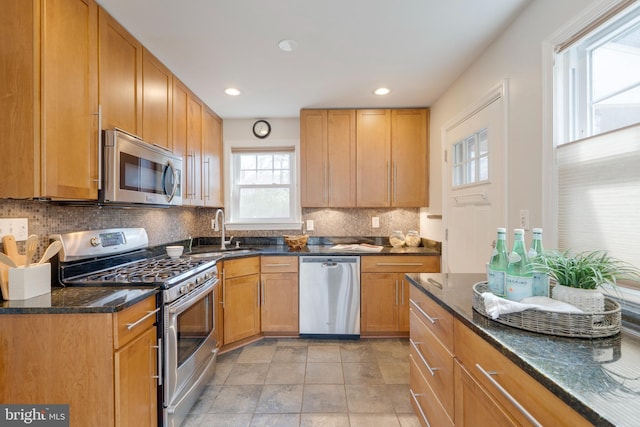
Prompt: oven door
<box><xmin>164</xmin><ymin>278</ymin><xmax>218</xmax><ymax>411</ymax></box>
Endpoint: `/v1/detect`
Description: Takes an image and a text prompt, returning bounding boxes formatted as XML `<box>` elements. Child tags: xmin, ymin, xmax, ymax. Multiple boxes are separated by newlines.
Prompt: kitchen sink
<box><xmin>188</xmin><ymin>248</ymin><xmax>254</xmax><ymax>258</ymax></box>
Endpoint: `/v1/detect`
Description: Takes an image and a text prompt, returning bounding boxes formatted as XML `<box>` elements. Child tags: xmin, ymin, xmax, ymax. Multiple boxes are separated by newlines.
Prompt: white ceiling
<box><xmin>96</xmin><ymin>0</ymin><xmax>531</xmax><ymax>119</ymax></box>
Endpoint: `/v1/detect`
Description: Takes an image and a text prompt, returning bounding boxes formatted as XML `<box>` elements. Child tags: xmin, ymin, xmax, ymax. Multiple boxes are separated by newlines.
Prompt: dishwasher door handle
<box><xmin>321</xmin><ymin>262</ymin><xmax>339</xmax><ymax>268</ymax></box>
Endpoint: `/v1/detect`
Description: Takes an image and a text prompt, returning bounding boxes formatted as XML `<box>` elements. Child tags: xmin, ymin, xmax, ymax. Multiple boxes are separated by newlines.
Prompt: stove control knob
<box><xmin>180</xmin><ymin>285</ymin><xmax>188</xmax><ymax>295</ymax></box>
<box><xmin>196</xmin><ymin>276</ymin><xmax>204</xmax><ymax>284</ymax></box>
<box><xmin>89</xmin><ymin>236</ymin><xmax>101</xmax><ymax>247</ymax></box>
<box><xmin>187</xmin><ymin>282</ymin><xmax>195</xmax><ymax>292</ymax></box>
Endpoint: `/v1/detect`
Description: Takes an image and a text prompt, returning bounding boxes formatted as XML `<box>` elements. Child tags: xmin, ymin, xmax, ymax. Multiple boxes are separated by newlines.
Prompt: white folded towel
<box><xmin>481</xmin><ymin>292</ymin><xmax>583</xmax><ymax>320</ymax></box>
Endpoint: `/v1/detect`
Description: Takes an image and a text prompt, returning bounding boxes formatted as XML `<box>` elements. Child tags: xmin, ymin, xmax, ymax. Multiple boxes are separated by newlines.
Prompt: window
<box><xmin>227</xmin><ymin>148</ymin><xmax>300</xmax><ymax>229</ymax></box>
<box><xmin>553</xmin><ymin>1</ymin><xmax>640</xmax><ymax>293</ymax></box>
<box><xmin>556</xmin><ymin>1</ymin><xmax>640</xmax><ymax>144</ymax></box>
<box><xmin>452</xmin><ymin>128</ymin><xmax>489</xmax><ymax>187</ymax></box>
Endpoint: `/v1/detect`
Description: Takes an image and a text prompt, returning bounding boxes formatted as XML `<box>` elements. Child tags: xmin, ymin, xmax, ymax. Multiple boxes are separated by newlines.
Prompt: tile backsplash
<box><xmin>0</xmin><ymin>199</ymin><xmax>419</xmax><ymax>259</ymax></box>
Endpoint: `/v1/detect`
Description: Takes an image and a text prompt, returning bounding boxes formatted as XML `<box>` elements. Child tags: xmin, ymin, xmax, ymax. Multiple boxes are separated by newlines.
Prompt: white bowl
<box><xmin>166</xmin><ymin>245</ymin><xmax>184</xmax><ymax>259</ymax></box>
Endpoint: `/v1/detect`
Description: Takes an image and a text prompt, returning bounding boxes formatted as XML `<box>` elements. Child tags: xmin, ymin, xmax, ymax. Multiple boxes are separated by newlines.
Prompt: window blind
<box><xmin>557</xmin><ymin>123</ymin><xmax>640</xmax><ymax>283</ymax></box>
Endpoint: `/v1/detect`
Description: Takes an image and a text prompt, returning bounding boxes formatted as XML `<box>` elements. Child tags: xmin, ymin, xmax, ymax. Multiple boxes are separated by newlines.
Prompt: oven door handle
<box><xmin>168</xmin><ymin>279</ymin><xmax>217</xmax><ymax>315</ymax></box>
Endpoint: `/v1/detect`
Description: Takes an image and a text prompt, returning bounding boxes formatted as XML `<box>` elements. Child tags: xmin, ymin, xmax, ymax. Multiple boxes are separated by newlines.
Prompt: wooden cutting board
<box><xmin>0</xmin><ymin>264</ymin><xmax>8</xmax><ymax>299</ymax></box>
<box><xmin>2</xmin><ymin>235</ymin><xmax>26</xmax><ymax>266</ymax></box>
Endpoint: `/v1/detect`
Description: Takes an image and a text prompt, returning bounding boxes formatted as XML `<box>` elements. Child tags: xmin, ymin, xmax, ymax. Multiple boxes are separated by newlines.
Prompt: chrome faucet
<box><xmin>214</xmin><ymin>209</ymin><xmax>234</xmax><ymax>250</ymax></box>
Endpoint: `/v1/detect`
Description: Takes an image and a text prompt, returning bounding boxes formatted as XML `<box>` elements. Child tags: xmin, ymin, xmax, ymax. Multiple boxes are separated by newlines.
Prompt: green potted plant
<box><xmin>533</xmin><ymin>250</ymin><xmax>640</xmax><ymax>312</ymax></box>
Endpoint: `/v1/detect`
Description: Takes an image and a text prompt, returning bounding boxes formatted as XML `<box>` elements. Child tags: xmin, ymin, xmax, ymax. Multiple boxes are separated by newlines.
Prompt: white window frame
<box><xmin>544</xmin><ymin>0</ymin><xmax>640</xmax><ymax>301</ymax></box>
<box><xmin>226</xmin><ymin>147</ymin><xmax>302</xmax><ymax>231</ymax></box>
<box><xmin>451</xmin><ymin>128</ymin><xmax>489</xmax><ymax>189</ymax></box>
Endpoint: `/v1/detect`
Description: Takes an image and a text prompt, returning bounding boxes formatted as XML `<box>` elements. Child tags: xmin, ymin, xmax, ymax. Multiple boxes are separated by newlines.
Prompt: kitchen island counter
<box><xmin>0</xmin><ymin>287</ymin><xmax>158</xmax><ymax>314</ymax></box>
<box><xmin>406</xmin><ymin>272</ymin><xmax>640</xmax><ymax>427</ymax></box>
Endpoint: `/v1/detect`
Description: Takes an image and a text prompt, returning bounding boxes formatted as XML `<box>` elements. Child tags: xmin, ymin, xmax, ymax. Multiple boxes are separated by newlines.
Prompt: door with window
<box><xmin>444</xmin><ymin>84</ymin><xmax>507</xmax><ymax>273</ymax></box>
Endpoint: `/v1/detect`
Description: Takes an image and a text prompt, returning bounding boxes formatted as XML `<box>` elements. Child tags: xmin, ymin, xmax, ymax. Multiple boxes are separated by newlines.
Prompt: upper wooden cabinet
<box><xmin>98</xmin><ymin>6</ymin><xmax>142</xmax><ymax>135</ymax></box>
<box><xmin>173</xmin><ymin>78</ymin><xmax>205</xmax><ymax>207</ymax></box>
<box><xmin>142</xmin><ymin>48</ymin><xmax>173</xmax><ymax>150</ymax></box>
<box><xmin>0</xmin><ymin>0</ymin><xmax>99</xmax><ymax>200</ymax></box>
<box><xmin>300</xmin><ymin>109</ymin><xmax>357</xmax><ymax>207</ymax></box>
<box><xmin>357</xmin><ymin>108</ymin><xmax>429</xmax><ymax>207</ymax></box>
<box><xmin>202</xmin><ymin>107</ymin><xmax>224</xmax><ymax>207</ymax></box>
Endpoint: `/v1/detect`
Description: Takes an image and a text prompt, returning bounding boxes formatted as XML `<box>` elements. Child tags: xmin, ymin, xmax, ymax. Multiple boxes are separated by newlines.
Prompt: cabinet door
<box><xmin>261</xmin><ymin>272</ymin><xmax>299</xmax><ymax>333</ymax></box>
<box><xmin>172</xmin><ymin>77</ymin><xmax>188</xmax><ymax>162</ymax></box>
<box><xmin>98</xmin><ymin>6</ymin><xmax>142</xmax><ymax>135</ymax></box>
<box><xmin>327</xmin><ymin>109</ymin><xmax>357</xmax><ymax>207</ymax></box>
<box><xmin>142</xmin><ymin>48</ymin><xmax>172</xmax><ymax>149</ymax></box>
<box><xmin>454</xmin><ymin>361</ymin><xmax>516</xmax><ymax>427</ymax></box>
<box><xmin>223</xmin><ymin>274</ymin><xmax>261</xmax><ymax>344</ymax></box>
<box><xmin>42</xmin><ymin>0</ymin><xmax>99</xmax><ymax>199</ymax></box>
<box><xmin>115</xmin><ymin>327</ymin><xmax>158</xmax><ymax>427</ymax></box>
<box><xmin>356</xmin><ymin>109</ymin><xmax>391</xmax><ymax>207</ymax></box>
<box><xmin>300</xmin><ymin>109</ymin><xmax>328</xmax><ymax>207</ymax></box>
<box><xmin>203</xmin><ymin>107</ymin><xmax>223</xmax><ymax>207</ymax></box>
<box><xmin>361</xmin><ymin>272</ymin><xmax>398</xmax><ymax>332</ymax></box>
<box><xmin>186</xmin><ymin>95</ymin><xmax>204</xmax><ymax>206</ymax></box>
<box><xmin>391</xmin><ymin>109</ymin><xmax>428</xmax><ymax>207</ymax></box>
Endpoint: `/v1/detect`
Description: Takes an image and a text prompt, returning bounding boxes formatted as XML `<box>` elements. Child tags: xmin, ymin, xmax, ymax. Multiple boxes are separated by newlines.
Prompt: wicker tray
<box><xmin>472</xmin><ymin>282</ymin><xmax>621</xmax><ymax>338</ymax></box>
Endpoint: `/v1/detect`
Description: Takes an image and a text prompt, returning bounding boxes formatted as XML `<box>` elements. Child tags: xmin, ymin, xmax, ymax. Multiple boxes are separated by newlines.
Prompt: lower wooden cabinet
<box><xmin>222</xmin><ymin>257</ymin><xmax>261</xmax><ymax>345</ymax></box>
<box><xmin>454</xmin><ymin>320</ymin><xmax>592</xmax><ymax>427</ymax></box>
<box><xmin>454</xmin><ymin>360</ymin><xmax>518</xmax><ymax>427</ymax></box>
<box><xmin>0</xmin><ymin>294</ymin><xmax>159</xmax><ymax>427</ymax></box>
<box><xmin>361</xmin><ymin>256</ymin><xmax>440</xmax><ymax>335</ymax></box>
<box><xmin>261</xmin><ymin>256</ymin><xmax>299</xmax><ymax>334</ymax></box>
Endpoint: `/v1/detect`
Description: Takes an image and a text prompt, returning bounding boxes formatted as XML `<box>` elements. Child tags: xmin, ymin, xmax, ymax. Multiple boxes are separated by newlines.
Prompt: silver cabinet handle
<box><xmin>375</xmin><ymin>262</ymin><xmax>424</xmax><ymax>267</ymax></box>
<box><xmin>409</xmin><ymin>299</ymin><xmax>438</xmax><ymax>324</ymax></box>
<box><xmin>410</xmin><ymin>339</ymin><xmax>439</xmax><ymax>376</ymax></box>
<box><xmin>203</xmin><ymin>158</ymin><xmax>210</xmax><ymax>200</ymax></box>
<box><xmin>475</xmin><ymin>363</ymin><xmax>542</xmax><ymax>427</ymax></box>
<box><xmin>92</xmin><ymin>105</ymin><xmax>102</xmax><ymax>189</ymax></box>
<box><xmin>264</xmin><ymin>263</ymin><xmax>291</xmax><ymax>267</ymax></box>
<box><xmin>401</xmin><ymin>279</ymin><xmax>405</xmax><ymax>303</ymax></box>
<box><xmin>393</xmin><ymin>162</ymin><xmax>397</xmax><ymax>203</ymax></box>
<box><xmin>152</xmin><ymin>338</ymin><xmax>163</xmax><ymax>386</ymax></box>
<box><xmin>126</xmin><ymin>307</ymin><xmax>160</xmax><ymax>331</ymax></box>
<box><xmin>409</xmin><ymin>388</ymin><xmax>431</xmax><ymax>427</ymax></box>
<box><xmin>386</xmin><ymin>161</ymin><xmax>391</xmax><ymax>203</ymax></box>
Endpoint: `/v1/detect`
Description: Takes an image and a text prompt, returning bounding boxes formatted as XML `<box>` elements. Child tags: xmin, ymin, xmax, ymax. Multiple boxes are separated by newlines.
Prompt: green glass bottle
<box><xmin>505</xmin><ymin>228</ymin><xmax>533</xmax><ymax>301</ymax></box>
<box><xmin>487</xmin><ymin>228</ymin><xmax>508</xmax><ymax>296</ymax></box>
<box><xmin>528</xmin><ymin>228</ymin><xmax>549</xmax><ymax>297</ymax></box>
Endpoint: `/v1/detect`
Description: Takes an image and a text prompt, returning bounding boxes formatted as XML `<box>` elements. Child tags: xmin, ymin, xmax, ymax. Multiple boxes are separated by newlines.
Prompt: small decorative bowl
<box><xmin>166</xmin><ymin>245</ymin><xmax>184</xmax><ymax>259</ymax></box>
<box><xmin>283</xmin><ymin>235</ymin><xmax>309</xmax><ymax>250</ymax></box>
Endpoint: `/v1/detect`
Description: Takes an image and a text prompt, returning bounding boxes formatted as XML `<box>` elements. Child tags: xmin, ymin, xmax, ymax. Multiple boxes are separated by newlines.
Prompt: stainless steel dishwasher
<box><xmin>299</xmin><ymin>256</ymin><xmax>360</xmax><ymax>338</ymax></box>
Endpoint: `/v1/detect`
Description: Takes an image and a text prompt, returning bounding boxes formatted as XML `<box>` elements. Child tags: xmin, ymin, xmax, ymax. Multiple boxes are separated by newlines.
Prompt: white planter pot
<box><xmin>552</xmin><ymin>283</ymin><xmax>605</xmax><ymax>313</ymax></box>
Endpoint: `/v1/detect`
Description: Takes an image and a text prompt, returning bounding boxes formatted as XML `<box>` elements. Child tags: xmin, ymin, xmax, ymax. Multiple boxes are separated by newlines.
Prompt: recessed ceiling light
<box><xmin>278</xmin><ymin>39</ymin><xmax>298</xmax><ymax>52</ymax></box>
<box><xmin>374</xmin><ymin>87</ymin><xmax>390</xmax><ymax>96</ymax></box>
<box><xmin>225</xmin><ymin>88</ymin><xmax>241</xmax><ymax>96</ymax></box>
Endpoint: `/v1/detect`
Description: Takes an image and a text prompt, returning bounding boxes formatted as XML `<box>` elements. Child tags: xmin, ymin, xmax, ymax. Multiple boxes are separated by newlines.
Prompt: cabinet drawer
<box><xmin>409</xmin><ymin>285</ymin><xmax>454</xmax><ymax>352</ymax></box>
<box><xmin>224</xmin><ymin>256</ymin><xmax>260</xmax><ymax>278</ymax></box>
<box><xmin>410</xmin><ymin>310</ymin><xmax>454</xmax><ymax>418</ymax></box>
<box><xmin>410</xmin><ymin>351</ymin><xmax>454</xmax><ymax>427</ymax></box>
<box><xmin>454</xmin><ymin>320</ymin><xmax>591</xmax><ymax>427</ymax></box>
<box><xmin>261</xmin><ymin>256</ymin><xmax>298</xmax><ymax>273</ymax></box>
<box><xmin>113</xmin><ymin>295</ymin><xmax>158</xmax><ymax>349</ymax></box>
<box><xmin>362</xmin><ymin>255</ymin><xmax>440</xmax><ymax>273</ymax></box>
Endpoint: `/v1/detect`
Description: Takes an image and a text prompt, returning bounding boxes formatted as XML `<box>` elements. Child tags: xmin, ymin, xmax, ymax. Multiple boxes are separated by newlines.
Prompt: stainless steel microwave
<box><xmin>101</xmin><ymin>129</ymin><xmax>182</xmax><ymax>206</ymax></box>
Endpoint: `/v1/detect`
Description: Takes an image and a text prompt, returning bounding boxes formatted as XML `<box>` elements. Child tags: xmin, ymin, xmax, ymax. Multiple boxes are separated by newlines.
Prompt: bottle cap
<box><xmin>497</xmin><ymin>227</ymin><xmax>506</xmax><ymax>232</ymax></box>
<box><xmin>532</xmin><ymin>228</ymin><xmax>542</xmax><ymax>233</ymax></box>
<box><xmin>514</xmin><ymin>228</ymin><xmax>524</xmax><ymax>235</ymax></box>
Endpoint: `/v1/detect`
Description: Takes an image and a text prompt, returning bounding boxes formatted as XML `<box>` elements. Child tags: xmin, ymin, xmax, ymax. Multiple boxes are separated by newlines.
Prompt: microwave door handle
<box><xmin>165</xmin><ymin>160</ymin><xmax>178</xmax><ymax>203</ymax></box>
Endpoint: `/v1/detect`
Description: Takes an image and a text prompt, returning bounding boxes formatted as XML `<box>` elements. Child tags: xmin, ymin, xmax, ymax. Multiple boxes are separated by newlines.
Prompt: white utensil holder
<box><xmin>8</xmin><ymin>263</ymin><xmax>51</xmax><ymax>300</ymax></box>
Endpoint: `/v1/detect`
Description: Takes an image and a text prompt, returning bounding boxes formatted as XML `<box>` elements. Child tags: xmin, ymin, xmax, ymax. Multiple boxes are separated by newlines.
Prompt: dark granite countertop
<box><xmin>0</xmin><ymin>287</ymin><xmax>158</xmax><ymax>314</ymax></box>
<box><xmin>406</xmin><ymin>272</ymin><xmax>640</xmax><ymax>427</ymax></box>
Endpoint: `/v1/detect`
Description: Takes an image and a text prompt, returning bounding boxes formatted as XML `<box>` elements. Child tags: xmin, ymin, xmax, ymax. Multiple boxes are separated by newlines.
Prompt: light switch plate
<box><xmin>306</xmin><ymin>220</ymin><xmax>314</xmax><ymax>231</ymax></box>
<box><xmin>519</xmin><ymin>209</ymin><xmax>530</xmax><ymax>230</ymax></box>
<box><xmin>372</xmin><ymin>217</ymin><xmax>380</xmax><ymax>228</ymax></box>
<box><xmin>0</xmin><ymin>218</ymin><xmax>29</xmax><ymax>241</ymax></box>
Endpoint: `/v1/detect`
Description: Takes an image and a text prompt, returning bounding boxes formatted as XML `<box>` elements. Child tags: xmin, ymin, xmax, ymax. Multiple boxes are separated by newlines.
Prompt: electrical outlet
<box><xmin>372</xmin><ymin>217</ymin><xmax>380</xmax><ymax>228</ymax></box>
<box><xmin>211</xmin><ymin>219</ymin><xmax>216</xmax><ymax>230</ymax></box>
<box><xmin>519</xmin><ymin>209</ymin><xmax>530</xmax><ymax>230</ymax></box>
<box><xmin>306</xmin><ymin>220</ymin><xmax>314</xmax><ymax>231</ymax></box>
<box><xmin>0</xmin><ymin>218</ymin><xmax>29</xmax><ymax>241</ymax></box>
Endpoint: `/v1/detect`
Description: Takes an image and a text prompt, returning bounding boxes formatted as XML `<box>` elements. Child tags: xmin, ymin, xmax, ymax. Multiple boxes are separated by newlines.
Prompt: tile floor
<box><xmin>182</xmin><ymin>338</ymin><xmax>420</xmax><ymax>427</ymax></box>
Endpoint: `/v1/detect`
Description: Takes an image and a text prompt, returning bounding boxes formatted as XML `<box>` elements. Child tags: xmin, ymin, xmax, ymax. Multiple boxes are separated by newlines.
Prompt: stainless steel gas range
<box><xmin>53</xmin><ymin>228</ymin><xmax>219</xmax><ymax>427</ymax></box>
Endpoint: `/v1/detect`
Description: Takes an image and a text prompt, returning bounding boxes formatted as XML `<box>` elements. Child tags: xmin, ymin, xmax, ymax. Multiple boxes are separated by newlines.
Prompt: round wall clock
<box><xmin>252</xmin><ymin>120</ymin><xmax>271</xmax><ymax>139</ymax></box>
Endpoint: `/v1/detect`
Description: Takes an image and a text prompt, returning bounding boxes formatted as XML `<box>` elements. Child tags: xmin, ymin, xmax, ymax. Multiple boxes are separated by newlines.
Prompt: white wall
<box><xmin>423</xmin><ymin>0</ymin><xmax>591</xmax><ymax>241</ymax></box>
